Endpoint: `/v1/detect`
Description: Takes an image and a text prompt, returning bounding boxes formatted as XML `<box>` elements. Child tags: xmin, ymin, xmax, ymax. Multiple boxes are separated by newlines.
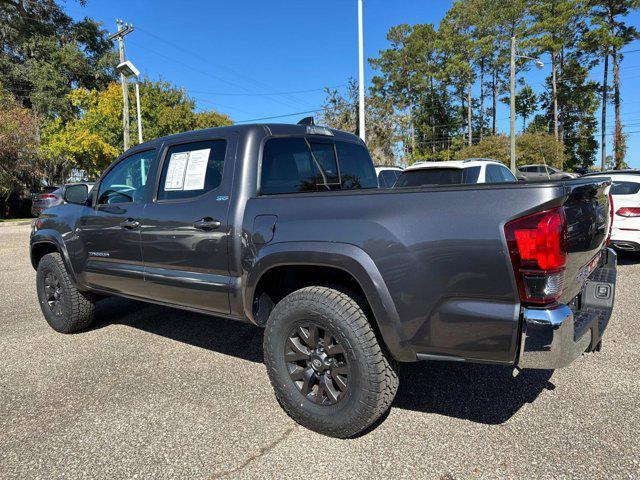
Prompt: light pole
<box><xmin>357</xmin><ymin>0</ymin><xmax>365</xmax><ymax>143</ymax></box>
<box><xmin>116</xmin><ymin>60</ymin><xmax>143</xmax><ymax>145</ymax></box>
<box><xmin>509</xmin><ymin>36</ymin><xmax>544</xmax><ymax>173</ymax></box>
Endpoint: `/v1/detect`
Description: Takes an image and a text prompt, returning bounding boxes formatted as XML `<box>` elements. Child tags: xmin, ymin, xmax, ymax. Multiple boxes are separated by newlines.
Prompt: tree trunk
<box><xmin>613</xmin><ymin>47</ymin><xmax>623</xmax><ymax>169</ymax></box>
<box><xmin>430</xmin><ymin>76</ymin><xmax>436</xmax><ymax>154</ymax></box>
<box><xmin>601</xmin><ymin>53</ymin><xmax>608</xmax><ymax>170</ymax></box>
<box><xmin>479</xmin><ymin>58</ymin><xmax>485</xmax><ymax>141</ymax></box>
<box><xmin>492</xmin><ymin>67</ymin><xmax>497</xmax><ymax>135</ymax></box>
<box><xmin>551</xmin><ymin>51</ymin><xmax>559</xmax><ymax>141</ymax></box>
<box><xmin>467</xmin><ymin>80</ymin><xmax>472</xmax><ymax>146</ymax></box>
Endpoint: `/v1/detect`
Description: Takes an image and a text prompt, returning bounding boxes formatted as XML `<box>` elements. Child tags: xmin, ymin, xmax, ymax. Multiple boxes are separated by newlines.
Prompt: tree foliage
<box><xmin>320</xmin><ymin>78</ymin><xmax>395</xmax><ymax>165</ymax></box>
<box><xmin>456</xmin><ymin>133</ymin><xmax>568</xmax><ymax>168</ymax></box>
<box><xmin>317</xmin><ymin>0</ymin><xmax>639</xmax><ymax>170</ymax></box>
<box><xmin>42</xmin><ymin>80</ymin><xmax>232</xmax><ymax>175</ymax></box>
<box><xmin>0</xmin><ymin>87</ymin><xmax>44</xmax><ymax>196</ymax></box>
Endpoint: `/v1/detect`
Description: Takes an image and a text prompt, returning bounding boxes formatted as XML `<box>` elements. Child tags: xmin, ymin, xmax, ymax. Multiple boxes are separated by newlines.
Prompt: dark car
<box><xmin>31</xmin><ymin>183</ymin><xmax>94</xmax><ymax>217</ymax></box>
<box><xmin>30</xmin><ymin>123</ymin><xmax>616</xmax><ymax>438</ymax></box>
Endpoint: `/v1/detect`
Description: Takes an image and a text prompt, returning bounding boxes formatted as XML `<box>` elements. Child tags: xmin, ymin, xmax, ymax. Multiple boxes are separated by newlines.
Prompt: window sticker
<box><xmin>163</xmin><ymin>148</ymin><xmax>211</xmax><ymax>191</ymax></box>
<box><xmin>164</xmin><ymin>152</ymin><xmax>189</xmax><ymax>190</ymax></box>
<box><xmin>183</xmin><ymin>148</ymin><xmax>210</xmax><ymax>191</ymax></box>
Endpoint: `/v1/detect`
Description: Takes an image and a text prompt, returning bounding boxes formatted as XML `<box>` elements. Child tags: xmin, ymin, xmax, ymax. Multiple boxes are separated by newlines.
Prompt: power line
<box><xmin>134</xmin><ymin>26</ymin><xmax>315</xmax><ymax>110</ymax></box>
<box><xmin>234</xmin><ymin>109</ymin><xmax>323</xmax><ymax>124</ymax></box>
<box><xmin>188</xmin><ymin>85</ymin><xmax>346</xmax><ymax>97</ymax></box>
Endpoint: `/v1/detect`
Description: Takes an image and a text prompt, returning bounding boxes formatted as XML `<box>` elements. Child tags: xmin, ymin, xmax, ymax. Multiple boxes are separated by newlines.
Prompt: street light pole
<box><xmin>134</xmin><ymin>82</ymin><xmax>143</xmax><ymax>144</ymax></box>
<box><xmin>510</xmin><ymin>36</ymin><xmax>517</xmax><ymax>174</ymax></box>
<box><xmin>109</xmin><ymin>20</ymin><xmax>134</xmax><ymax>151</ymax></box>
<box><xmin>357</xmin><ymin>0</ymin><xmax>366</xmax><ymax>143</ymax></box>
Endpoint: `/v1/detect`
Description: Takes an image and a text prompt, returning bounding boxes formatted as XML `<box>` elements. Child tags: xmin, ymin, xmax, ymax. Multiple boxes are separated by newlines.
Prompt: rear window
<box><xmin>378</xmin><ymin>169</ymin><xmax>401</xmax><ymax>188</ymax></box>
<box><xmin>611</xmin><ymin>181</ymin><xmax>640</xmax><ymax>195</ymax></box>
<box><xmin>260</xmin><ymin>138</ymin><xmax>377</xmax><ymax>194</ymax></box>
<box><xmin>395</xmin><ymin>167</ymin><xmax>480</xmax><ymax>188</ymax></box>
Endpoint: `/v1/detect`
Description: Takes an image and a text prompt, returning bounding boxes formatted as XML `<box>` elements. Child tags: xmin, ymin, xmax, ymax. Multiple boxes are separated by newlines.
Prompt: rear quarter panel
<box><xmin>243</xmin><ymin>183</ymin><xmax>565</xmax><ymax>363</ymax></box>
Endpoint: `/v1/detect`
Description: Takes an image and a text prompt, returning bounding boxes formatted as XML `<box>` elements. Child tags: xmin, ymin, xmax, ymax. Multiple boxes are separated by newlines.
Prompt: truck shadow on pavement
<box><xmin>92</xmin><ymin>296</ymin><xmax>555</xmax><ymax>427</ymax></box>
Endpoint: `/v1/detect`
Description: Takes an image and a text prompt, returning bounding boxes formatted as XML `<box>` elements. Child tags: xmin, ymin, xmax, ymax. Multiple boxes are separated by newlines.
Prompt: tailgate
<box><xmin>561</xmin><ymin>178</ymin><xmax>612</xmax><ymax>304</ymax></box>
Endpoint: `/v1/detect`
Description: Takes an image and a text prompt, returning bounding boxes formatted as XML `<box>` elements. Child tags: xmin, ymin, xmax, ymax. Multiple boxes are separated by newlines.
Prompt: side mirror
<box><xmin>64</xmin><ymin>184</ymin><xmax>89</xmax><ymax>205</ymax></box>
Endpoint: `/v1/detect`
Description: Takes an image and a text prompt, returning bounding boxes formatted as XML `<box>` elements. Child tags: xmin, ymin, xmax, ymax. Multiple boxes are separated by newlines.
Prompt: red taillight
<box><xmin>606</xmin><ymin>193</ymin><xmax>614</xmax><ymax>246</ymax></box>
<box><xmin>39</xmin><ymin>194</ymin><xmax>58</xmax><ymax>200</ymax></box>
<box><xmin>616</xmin><ymin>207</ymin><xmax>640</xmax><ymax>217</ymax></box>
<box><xmin>505</xmin><ymin>207</ymin><xmax>568</xmax><ymax>305</ymax></box>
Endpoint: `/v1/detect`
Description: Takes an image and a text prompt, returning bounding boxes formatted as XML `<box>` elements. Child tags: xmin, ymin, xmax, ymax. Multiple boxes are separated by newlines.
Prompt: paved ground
<box><xmin>1</xmin><ymin>223</ymin><xmax>639</xmax><ymax>479</ymax></box>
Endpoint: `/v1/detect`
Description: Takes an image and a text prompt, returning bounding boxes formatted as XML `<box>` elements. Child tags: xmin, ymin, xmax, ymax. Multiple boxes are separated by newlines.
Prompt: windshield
<box><xmin>395</xmin><ymin>167</ymin><xmax>480</xmax><ymax>187</ymax></box>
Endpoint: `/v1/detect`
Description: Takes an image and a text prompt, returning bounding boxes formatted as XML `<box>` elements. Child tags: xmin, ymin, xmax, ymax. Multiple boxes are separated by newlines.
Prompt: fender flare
<box><xmin>244</xmin><ymin>241</ymin><xmax>415</xmax><ymax>362</ymax></box>
<box><xmin>30</xmin><ymin>229</ymin><xmax>79</xmax><ymax>286</ymax></box>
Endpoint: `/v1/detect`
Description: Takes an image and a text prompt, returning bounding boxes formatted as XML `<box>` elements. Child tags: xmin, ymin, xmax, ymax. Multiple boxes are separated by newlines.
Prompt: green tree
<box><xmin>42</xmin><ymin>80</ymin><xmax>232</xmax><ymax>175</ymax></box>
<box><xmin>585</xmin><ymin>0</ymin><xmax>640</xmax><ymax>169</ymax></box>
<box><xmin>540</xmin><ymin>58</ymin><xmax>600</xmax><ymax>170</ymax></box>
<box><xmin>515</xmin><ymin>85</ymin><xmax>538</xmax><ymax>129</ymax></box>
<box><xmin>0</xmin><ymin>87</ymin><xmax>44</xmax><ymax>198</ymax></box>
<box><xmin>320</xmin><ymin>78</ymin><xmax>396</xmax><ymax>165</ymax></box>
<box><xmin>438</xmin><ymin>2</ymin><xmax>476</xmax><ymax>146</ymax></box>
<box><xmin>0</xmin><ymin>0</ymin><xmax>116</xmax><ymax>119</ymax></box>
<box><xmin>456</xmin><ymin>132</ymin><xmax>567</xmax><ymax>168</ymax></box>
<box><xmin>530</xmin><ymin>0</ymin><xmax>587</xmax><ymax>141</ymax></box>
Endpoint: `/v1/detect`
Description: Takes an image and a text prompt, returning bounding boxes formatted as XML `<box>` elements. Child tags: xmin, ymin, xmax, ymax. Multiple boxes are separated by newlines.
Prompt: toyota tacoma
<box><xmin>30</xmin><ymin>122</ymin><xmax>617</xmax><ymax>438</ymax></box>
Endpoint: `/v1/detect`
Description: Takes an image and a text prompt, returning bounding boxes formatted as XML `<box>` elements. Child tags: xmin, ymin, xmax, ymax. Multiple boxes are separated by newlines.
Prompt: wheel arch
<box><xmin>245</xmin><ymin>241</ymin><xmax>414</xmax><ymax>362</ymax></box>
<box><xmin>30</xmin><ymin>231</ymin><xmax>78</xmax><ymax>285</ymax></box>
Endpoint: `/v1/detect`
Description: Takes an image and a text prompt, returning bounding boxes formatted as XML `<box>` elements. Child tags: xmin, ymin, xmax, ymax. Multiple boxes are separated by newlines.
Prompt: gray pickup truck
<box><xmin>30</xmin><ymin>123</ymin><xmax>617</xmax><ymax>438</ymax></box>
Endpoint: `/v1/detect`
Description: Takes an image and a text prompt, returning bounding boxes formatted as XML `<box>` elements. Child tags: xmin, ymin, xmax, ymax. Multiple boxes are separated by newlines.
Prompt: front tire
<box><xmin>263</xmin><ymin>286</ymin><xmax>399</xmax><ymax>438</ymax></box>
<box><xmin>36</xmin><ymin>253</ymin><xmax>96</xmax><ymax>333</ymax></box>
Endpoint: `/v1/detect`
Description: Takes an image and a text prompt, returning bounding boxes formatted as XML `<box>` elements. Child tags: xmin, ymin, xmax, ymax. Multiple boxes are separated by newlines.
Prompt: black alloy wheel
<box><xmin>285</xmin><ymin>323</ymin><xmax>349</xmax><ymax>405</ymax></box>
<box><xmin>43</xmin><ymin>270</ymin><xmax>64</xmax><ymax>317</ymax></box>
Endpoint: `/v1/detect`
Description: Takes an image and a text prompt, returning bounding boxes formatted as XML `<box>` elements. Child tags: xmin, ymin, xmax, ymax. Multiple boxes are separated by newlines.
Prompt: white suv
<box><xmin>586</xmin><ymin>170</ymin><xmax>640</xmax><ymax>252</ymax></box>
<box><xmin>375</xmin><ymin>166</ymin><xmax>403</xmax><ymax>188</ymax></box>
<box><xmin>394</xmin><ymin>158</ymin><xmax>517</xmax><ymax>188</ymax></box>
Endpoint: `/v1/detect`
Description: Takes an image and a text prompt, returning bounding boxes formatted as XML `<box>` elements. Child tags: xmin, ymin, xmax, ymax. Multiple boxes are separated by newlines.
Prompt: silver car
<box><xmin>516</xmin><ymin>165</ymin><xmax>578</xmax><ymax>182</ymax></box>
<box><xmin>31</xmin><ymin>183</ymin><xmax>94</xmax><ymax>217</ymax></box>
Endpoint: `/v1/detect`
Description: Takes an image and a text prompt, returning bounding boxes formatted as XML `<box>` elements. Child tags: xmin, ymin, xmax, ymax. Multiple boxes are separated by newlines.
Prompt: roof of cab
<box><xmin>404</xmin><ymin>158</ymin><xmax>502</xmax><ymax>171</ymax></box>
<box><xmin>124</xmin><ymin>123</ymin><xmax>362</xmax><ymax>155</ymax></box>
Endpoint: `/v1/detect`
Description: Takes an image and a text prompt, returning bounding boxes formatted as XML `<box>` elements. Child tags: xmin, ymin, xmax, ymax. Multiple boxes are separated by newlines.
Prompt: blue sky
<box><xmin>67</xmin><ymin>0</ymin><xmax>640</xmax><ymax>168</ymax></box>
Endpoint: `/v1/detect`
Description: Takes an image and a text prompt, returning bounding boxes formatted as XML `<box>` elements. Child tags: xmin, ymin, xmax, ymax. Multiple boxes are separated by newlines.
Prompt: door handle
<box><xmin>193</xmin><ymin>217</ymin><xmax>221</xmax><ymax>230</ymax></box>
<box><xmin>120</xmin><ymin>218</ymin><xmax>140</xmax><ymax>230</ymax></box>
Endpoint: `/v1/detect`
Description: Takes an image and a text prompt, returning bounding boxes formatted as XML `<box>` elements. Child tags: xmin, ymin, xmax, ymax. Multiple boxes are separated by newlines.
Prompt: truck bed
<box><xmin>243</xmin><ymin>177</ymin><xmax>612</xmax><ymax>364</ymax></box>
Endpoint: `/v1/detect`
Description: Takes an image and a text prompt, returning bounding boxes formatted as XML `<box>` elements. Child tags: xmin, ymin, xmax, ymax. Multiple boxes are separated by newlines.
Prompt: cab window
<box><xmin>97</xmin><ymin>150</ymin><xmax>155</xmax><ymax>205</ymax></box>
<box><xmin>260</xmin><ymin>137</ymin><xmax>377</xmax><ymax>194</ymax></box>
<box><xmin>157</xmin><ymin>140</ymin><xmax>227</xmax><ymax>201</ymax></box>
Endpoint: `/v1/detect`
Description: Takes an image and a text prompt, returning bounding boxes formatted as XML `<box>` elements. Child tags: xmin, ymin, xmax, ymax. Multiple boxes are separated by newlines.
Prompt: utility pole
<box><xmin>109</xmin><ymin>20</ymin><xmax>134</xmax><ymax>151</ymax></box>
<box><xmin>357</xmin><ymin>0</ymin><xmax>366</xmax><ymax>143</ymax></box>
<box><xmin>509</xmin><ymin>36</ymin><xmax>517</xmax><ymax>174</ymax></box>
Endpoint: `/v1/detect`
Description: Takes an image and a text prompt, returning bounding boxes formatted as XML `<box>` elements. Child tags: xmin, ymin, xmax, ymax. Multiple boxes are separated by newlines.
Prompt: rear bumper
<box><xmin>517</xmin><ymin>248</ymin><xmax>617</xmax><ymax>369</ymax></box>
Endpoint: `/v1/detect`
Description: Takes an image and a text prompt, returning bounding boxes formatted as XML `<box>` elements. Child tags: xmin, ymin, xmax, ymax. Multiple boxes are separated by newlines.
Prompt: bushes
<box><xmin>455</xmin><ymin>133</ymin><xmax>568</xmax><ymax>169</ymax></box>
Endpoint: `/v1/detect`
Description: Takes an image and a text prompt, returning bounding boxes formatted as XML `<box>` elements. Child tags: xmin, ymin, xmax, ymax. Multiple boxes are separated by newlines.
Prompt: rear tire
<box><xmin>263</xmin><ymin>286</ymin><xmax>399</xmax><ymax>438</ymax></box>
<box><xmin>36</xmin><ymin>253</ymin><xmax>96</xmax><ymax>333</ymax></box>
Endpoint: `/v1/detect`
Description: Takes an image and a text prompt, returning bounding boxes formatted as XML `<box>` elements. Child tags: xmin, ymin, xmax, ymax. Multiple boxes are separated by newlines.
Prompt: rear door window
<box><xmin>157</xmin><ymin>140</ymin><xmax>227</xmax><ymax>201</ymax></box>
<box><xmin>611</xmin><ymin>181</ymin><xmax>640</xmax><ymax>195</ymax></box>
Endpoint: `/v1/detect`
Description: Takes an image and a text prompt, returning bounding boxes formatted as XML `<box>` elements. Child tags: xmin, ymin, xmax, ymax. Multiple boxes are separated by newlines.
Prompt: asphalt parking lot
<box><xmin>1</xmin><ymin>223</ymin><xmax>639</xmax><ymax>479</ymax></box>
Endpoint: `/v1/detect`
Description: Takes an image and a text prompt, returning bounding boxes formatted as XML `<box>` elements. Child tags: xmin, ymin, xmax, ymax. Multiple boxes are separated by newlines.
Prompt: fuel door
<box><xmin>252</xmin><ymin>215</ymin><xmax>277</xmax><ymax>245</ymax></box>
